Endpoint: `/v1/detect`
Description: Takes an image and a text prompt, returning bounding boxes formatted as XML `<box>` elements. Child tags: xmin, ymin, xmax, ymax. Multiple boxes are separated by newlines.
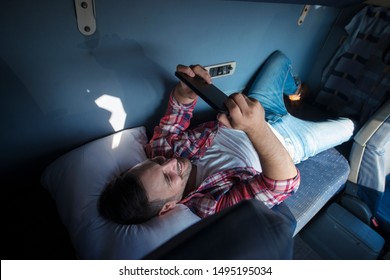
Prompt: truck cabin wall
<box><xmin>1</xmin><ymin>0</ymin><xmax>356</xmax><ymax>188</ymax></box>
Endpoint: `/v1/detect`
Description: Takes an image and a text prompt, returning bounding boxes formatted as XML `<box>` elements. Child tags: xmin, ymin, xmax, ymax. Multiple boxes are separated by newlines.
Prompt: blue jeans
<box><xmin>247</xmin><ymin>51</ymin><xmax>355</xmax><ymax>163</ymax></box>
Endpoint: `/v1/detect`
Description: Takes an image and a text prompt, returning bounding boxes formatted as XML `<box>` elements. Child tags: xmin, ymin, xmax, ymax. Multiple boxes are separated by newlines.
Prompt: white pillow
<box><xmin>41</xmin><ymin>126</ymin><xmax>200</xmax><ymax>259</ymax></box>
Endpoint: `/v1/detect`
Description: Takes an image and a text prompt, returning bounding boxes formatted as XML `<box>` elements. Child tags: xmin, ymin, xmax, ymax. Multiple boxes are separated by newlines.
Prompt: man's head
<box><xmin>98</xmin><ymin>156</ymin><xmax>192</xmax><ymax>224</ymax></box>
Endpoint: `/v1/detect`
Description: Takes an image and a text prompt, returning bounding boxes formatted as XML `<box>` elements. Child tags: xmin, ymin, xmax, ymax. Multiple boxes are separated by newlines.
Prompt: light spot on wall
<box><xmin>95</xmin><ymin>94</ymin><xmax>127</xmax><ymax>149</ymax></box>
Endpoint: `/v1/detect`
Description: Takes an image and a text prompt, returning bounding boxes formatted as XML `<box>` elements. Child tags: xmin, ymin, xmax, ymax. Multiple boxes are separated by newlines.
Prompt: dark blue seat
<box><xmin>285</xmin><ymin>148</ymin><xmax>350</xmax><ymax>235</ymax></box>
<box><xmin>347</xmin><ymin>99</ymin><xmax>390</xmax><ymax>236</ymax></box>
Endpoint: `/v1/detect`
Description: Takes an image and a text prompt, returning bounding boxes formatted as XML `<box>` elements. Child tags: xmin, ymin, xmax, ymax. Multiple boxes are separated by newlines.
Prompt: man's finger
<box><xmin>245</xmin><ymin>95</ymin><xmax>261</xmax><ymax>108</ymax></box>
<box><xmin>190</xmin><ymin>64</ymin><xmax>212</xmax><ymax>84</ymax></box>
<box><xmin>217</xmin><ymin>113</ymin><xmax>232</xmax><ymax>128</ymax></box>
<box><xmin>224</xmin><ymin>97</ymin><xmax>242</xmax><ymax>117</ymax></box>
<box><xmin>230</xmin><ymin>93</ymin><xmax>249</xmax><ymax>112</ymax></box>
<box><xmin>176</xmin><ymin>64</ymin><xmax>195</xmax><ymax>77</ymax></box>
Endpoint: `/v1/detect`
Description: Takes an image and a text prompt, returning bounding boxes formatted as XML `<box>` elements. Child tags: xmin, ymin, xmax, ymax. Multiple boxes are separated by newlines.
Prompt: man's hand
<box><xmin>174</xmin><ymin>64</ymin><xmax>212</xmax><ymax>105</ymax></box>
<box><xmin>218</xmin><ymin>93</ymin><xmax>297</xmax><ymax>181</ymax></box>
<box><xmin>217</xmin><ymin>93</ymin><xmax>267</xmax><ymax>138</ymax></box>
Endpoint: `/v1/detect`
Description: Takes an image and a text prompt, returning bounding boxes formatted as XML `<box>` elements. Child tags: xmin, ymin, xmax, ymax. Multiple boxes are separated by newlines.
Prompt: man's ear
<box><xmin>158</xmin><ymin>201</ymin><xmax>177</xmax><ymax>216</ymax></box>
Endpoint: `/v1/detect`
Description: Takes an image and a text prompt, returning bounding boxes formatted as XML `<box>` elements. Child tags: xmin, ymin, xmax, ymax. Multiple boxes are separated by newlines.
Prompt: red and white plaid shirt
<box><xmin>145</xmin><ymin>93</ymin><xmax>300</xmax><ymax>218</ymax></box>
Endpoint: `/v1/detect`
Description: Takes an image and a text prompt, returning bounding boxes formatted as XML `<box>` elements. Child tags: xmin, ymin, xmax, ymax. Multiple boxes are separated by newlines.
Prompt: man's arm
<box><xmin>173</xmin><ymin>64</ymin><xmax>212</xmax><ymax>104</ymax></box>
<box><xmin>218</xmin><ymin>93</ymin><xmax>297</xmax><ymax>180</ymax></box>
<box><xmin>145</xmin><ymin>65</ymin><xmax>214</xmax><ymax>159</ymax></box>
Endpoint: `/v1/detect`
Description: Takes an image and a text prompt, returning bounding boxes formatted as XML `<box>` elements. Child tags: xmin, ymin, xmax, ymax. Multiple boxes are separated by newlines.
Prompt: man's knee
<box><xmin>267</xmin><ymin>50</ymin><xmax>291</xmax><ymax>67</ymax></box>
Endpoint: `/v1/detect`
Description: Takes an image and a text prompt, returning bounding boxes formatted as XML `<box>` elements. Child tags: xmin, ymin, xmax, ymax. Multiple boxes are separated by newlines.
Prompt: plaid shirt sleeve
<box><xmin>182</xmin><ymin>167</ymin><xmax>300</xmax><ymax>218</ymax></box>
<box><xmin>215</xmin><ymin>168</ymin><xmax>301</xmax><ymax>212</ymax></box>
<box><xmin>144</xmin><ymin>92</ymin><xmax>217</xmax><ymax>160</ymax></box>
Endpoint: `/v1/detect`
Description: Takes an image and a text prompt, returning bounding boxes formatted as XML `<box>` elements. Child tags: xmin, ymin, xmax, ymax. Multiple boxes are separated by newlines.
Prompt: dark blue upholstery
<box><xmin>377</xmin><ymin>181</ymin><xmax>390</xmax><ymax>234</ymax></box>
<box><xmin>285</xmin><ymin>148</ymin><xmax>350</xmax><ymax>235</ymax></box>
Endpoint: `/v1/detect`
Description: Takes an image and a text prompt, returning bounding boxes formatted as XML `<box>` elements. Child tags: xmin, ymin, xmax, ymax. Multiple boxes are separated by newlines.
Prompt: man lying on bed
<box><xmin>98</xmin><ymin>51</ymin><xmax>355</xmax><ymax>224</ymax></box>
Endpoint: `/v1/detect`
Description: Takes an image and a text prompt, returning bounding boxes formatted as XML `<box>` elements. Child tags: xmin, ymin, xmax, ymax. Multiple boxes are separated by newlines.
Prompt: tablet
<box><xmin>175</xmin><ymin>71</ymin><xmax>229</xmax><ymax>114</ymax></box>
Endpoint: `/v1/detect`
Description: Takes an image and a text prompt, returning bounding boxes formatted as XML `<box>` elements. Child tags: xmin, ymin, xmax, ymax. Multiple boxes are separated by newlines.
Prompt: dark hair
<box><xmin>98</xmin><ymin>172</ymin><xmax>170</xmax><ymax>224</ymax></box>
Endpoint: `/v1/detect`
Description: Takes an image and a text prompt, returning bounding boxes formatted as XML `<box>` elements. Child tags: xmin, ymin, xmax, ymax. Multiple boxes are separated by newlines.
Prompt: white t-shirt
<box><xmin>195</xmin><ymin>125</ymin><xmax>294</xmax><ymax>186</ymax></box>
